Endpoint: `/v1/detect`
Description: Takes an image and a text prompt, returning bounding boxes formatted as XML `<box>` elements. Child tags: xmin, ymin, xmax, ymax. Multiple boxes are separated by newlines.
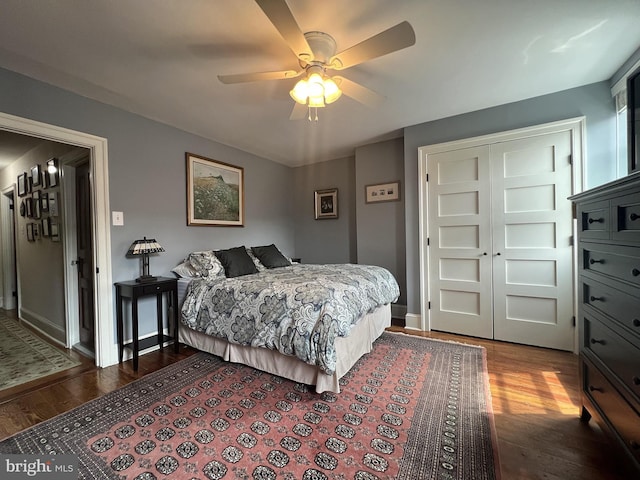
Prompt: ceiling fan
<box><xmin>218</xmin><ymin>0</ymin><xmax>416</xmax><ymax>120</ymax></box>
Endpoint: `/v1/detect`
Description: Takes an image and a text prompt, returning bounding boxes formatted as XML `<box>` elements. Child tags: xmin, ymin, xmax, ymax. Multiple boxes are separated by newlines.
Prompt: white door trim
<box><xmin>1</xmin><ymin>185</ymin><xmax>17</xmax><ymax>310</ymax></box>
<box><xmin>418</xmin><ymin>117</ymin><xmax>585</xmax><ymax>349</ymax></box>
<box><xmin>0</xmin><ymin>111</ymin><xmax>115</xmax><ymax>367</ymax></box>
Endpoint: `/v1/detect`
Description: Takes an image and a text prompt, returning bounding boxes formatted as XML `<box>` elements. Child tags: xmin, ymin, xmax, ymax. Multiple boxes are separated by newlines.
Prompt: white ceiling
<box><xmin>1</xmin><ymin>0</ymin><xmax>639</xmax><ymax>167</ymax></box>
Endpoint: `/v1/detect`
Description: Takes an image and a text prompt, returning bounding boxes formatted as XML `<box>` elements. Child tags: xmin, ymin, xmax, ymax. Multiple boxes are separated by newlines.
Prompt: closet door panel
<box><xmin>491</xmin><ymin>130</ymin><xmax>574</xmax><ymax>351</ymax></box>
<box><xmin>427</xmin><ymin>145</ymin><xmax>493</xmax><ymax>338</ymax></box>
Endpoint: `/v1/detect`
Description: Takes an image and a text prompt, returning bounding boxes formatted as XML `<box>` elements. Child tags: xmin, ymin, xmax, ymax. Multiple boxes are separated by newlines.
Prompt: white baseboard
<box><xmin>19</xmin><ymin>307</ymin><xmax>66</xmax><ymax>347</ymax></box>
<box><xmin>404</xmin><ymin>313</ymin><xmax>424</xmax><ymax>331</ymax></box>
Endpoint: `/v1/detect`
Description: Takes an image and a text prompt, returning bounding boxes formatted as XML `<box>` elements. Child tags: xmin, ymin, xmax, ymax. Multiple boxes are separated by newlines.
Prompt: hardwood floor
<box><xmin>0</xmin><ymin>326</ymin><xmax>636</xmax><ymax>479</ymax></box>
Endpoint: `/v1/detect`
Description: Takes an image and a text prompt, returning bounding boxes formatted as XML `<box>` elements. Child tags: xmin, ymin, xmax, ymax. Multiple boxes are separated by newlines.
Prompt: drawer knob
<box><xmin>633</xmin><ymin>376</ymin><xmax>640</xmax><ymax>386</ymax></box>
<box><xmin>589</xmin><ymin>295</ymin><xmax>604</xmax><ymax>302</ymax></box>
<box><xmin>634</xmin><ymin>319</ymin><xmax>640</xmax><ymax>327</ymax></box>
<box><xmin>630</xmin><ymin>213</ymin><xmax>639</xmax><ymax>221</ymax></box>
<box><xmin>588</xmin><ymin>385</ymin><xmax>603</xmax><ymax>393</ymax></box>
<box><xmin>589</xmin><ymin>258</ymin><xmax>604</xmax><ymax>265</ymax></box>
<box><xmin>590</xmin><ymin>338</ymin><xmax>606</xmax><ymax>345</ymax></box>
<box><xmin>588</xmin><ymin>217</ymin><xmax>604</xmax><ymax>224</ymax></box>
<box><xmin>633</xmin><ymin>268</ymin><xmax>640</xmax><ymax>277</ymax></box>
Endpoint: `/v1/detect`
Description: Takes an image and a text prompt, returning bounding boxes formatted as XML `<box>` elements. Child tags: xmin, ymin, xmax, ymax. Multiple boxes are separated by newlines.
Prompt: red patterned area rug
<box><xmin>0</xmin><ymin>332</ymin><xmax>500</xmax><ymax>479</ymax></box>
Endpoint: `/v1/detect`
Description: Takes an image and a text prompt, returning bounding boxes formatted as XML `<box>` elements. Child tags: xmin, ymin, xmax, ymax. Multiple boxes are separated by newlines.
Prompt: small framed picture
<box><xmin>48</xmin><ymin>192</ymin><xmax>59</xmax><ymax>216</ymax></box>
<box><xmin>33</xmin><ymin>194</ymin><xmax>41</xmax><ymax>219</ymax></box>
<box><xmin>17</xmin><ymin>172</ymin><xmax>28</xmax><ymax>197</ymax></box>
<box><xmin>50</xmin><ymin>221</ymin><xmax>60</xmax><ymax>242</ymax></box>
<box><xmin>30</xmin><ymin>164</ymin><xmax>42</xmax><ymax>187</ymax></box>
<box><xmin>365</xmin><ymin>181</ymin><xmax>401</xmax><ymax>204</ymax></box>
<box><xmin>46</xmin><ymin>158</ymin><xmax>59</xmax><ymax>188</ymax></box>
<box><xmin>41</xmin><ymin>217</ymin><xmax>50</xmax><ymax>237</ymax></box>
<box><xmin>314</xmin><ymin>188</ymin><xmax>338</xmax><ymax>220</ymax></box>
<box><xmin>25</xmin><ymin>197</ymin><xmax>33</xmax><ymax>218</ymax></box>
<box><xmin>41</xmin><ymin>193</ymin><xmax>49</xmax><ymax>212</ymax></box>
<box><xmin>26</xmin><ymin>223</ymin><xmax>35</xmax><ymax>242</ymax></box>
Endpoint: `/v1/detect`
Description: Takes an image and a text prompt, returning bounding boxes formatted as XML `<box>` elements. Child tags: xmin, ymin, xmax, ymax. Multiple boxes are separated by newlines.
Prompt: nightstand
<box><xmin>115</xmin><ymin>276</ymin><xmax>179</xmax><ymax>370</ymax></box>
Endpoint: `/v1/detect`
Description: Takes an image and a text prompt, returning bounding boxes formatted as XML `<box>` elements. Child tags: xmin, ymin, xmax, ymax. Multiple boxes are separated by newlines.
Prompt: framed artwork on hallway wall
<box><xmin>17</xmin><ymin>172</ymin><xmax>27</xmax><ymax>197</ymax></box>
<box><xmin>30</xmin><ymin>164</ymin><xmax>41</xmax><ymax>187</ymax></box>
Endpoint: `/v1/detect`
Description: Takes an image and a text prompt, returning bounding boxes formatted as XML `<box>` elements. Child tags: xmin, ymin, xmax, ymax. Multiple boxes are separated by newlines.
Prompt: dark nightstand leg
<box><xmin>172</xmin><ymin>287</ymin><xmax>179</xmax><ymax>353</ymax></box>
<box><xmin>156</xmin><ymin>292</ymin><xmax>164</xmax><ymax>351</ymax></box>
<box><xmin>132</xmin><ymin>296</ymin><xmax>139</xmax><ymax>371</ymax></box>
<box><xmin>116</xmin><ymin>286</ymin><xmax>124</xmax><ymax>363</ymax></box>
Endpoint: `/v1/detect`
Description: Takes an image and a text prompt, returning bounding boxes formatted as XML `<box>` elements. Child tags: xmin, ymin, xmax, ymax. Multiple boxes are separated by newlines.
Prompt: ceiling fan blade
<box><xmin>334</xmin><ymin>76</ymin><xmax>385</xmax><ymax>108</ymax></box>
<box><xmin>218</xmin><ymin>69</ymin><xmax>302</xmax><ymax>84</ymax></box>
<box><xmin>329</xmin><ymin>21</ymin><xmax>416</xmax><ymax>70</ymax></box>
<box><xmin>255</xmin><ymin>0</ymin><xmax>314</xmax><ymax>62</ymax></box>
<box><xmin>289</xmin><ymin>102</ymin><xmax>308</xmax><ymax>120</ymax></box>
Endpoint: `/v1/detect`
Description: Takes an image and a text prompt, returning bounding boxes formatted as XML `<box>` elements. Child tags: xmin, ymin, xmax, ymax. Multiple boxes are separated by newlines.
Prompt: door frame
<box><xmin>1</xmin><ymin>186</ymin><xmax>17</xmax><ymax>310</ymax></box>
<box><xmin>418</xmin><ymin>117</ymin><xmax>585</xmax><ymax>346</ymax></box>
<box><xmin>0</xmin><ymin>111</ymin><xmax>115</xmax><ymax>367</ymax></box>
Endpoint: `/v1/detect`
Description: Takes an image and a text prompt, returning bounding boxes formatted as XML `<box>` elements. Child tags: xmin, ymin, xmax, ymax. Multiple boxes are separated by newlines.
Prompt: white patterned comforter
<box><xmin>181</xmin><ymin>263</ymin><xmax>400</xmax><ymax>375</ymax></box>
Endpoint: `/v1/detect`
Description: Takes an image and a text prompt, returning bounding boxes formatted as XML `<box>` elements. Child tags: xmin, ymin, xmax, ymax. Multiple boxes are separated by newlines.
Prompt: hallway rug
<box><xmin>0</xmin><ymin>332</ymin><xmax>500</xmax><ymax>479</ymax></box>
<box><xmin>0</xmin><ymin>314</ymin><xmax>80</xmax><ymax>391</ymax></box>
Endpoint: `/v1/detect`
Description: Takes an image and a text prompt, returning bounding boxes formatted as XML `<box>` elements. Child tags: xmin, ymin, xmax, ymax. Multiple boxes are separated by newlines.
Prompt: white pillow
<box><xmin>171</xmin><ymin>261</ymin><xmax>200</xmax><ymax>278</ymax></box>
<box><xmin>187</xmin><ymin>250</ymin><xmax>225</xmax><ymax>278</ymax></box>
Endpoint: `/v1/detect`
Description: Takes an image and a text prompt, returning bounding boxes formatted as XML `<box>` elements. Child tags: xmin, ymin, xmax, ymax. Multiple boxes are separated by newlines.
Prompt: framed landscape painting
<box><xmin>186</xmin><ymin>152</ymin><xmax>244</xmax><ymax>226</ymax></box>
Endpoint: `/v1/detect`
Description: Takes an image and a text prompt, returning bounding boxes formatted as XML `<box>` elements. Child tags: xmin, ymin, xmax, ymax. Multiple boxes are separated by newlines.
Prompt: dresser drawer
<box><xmin>582</xmin><ymin>244</ymin><xmax>640</xmax><ymax>287</ymax></box>
<box><xmin>578</xmin><ymin>200</ymin><xmax>610</xmax><ymax>240</ymax></box>
<box><xmin>584</xmin><ymin>316</ymin><xmax>640</xmax><ymax>400</ymax></box>
<box><xmin>582</xmin><ymin>278</ymin><xmax>640</xmax><ymax>336</ymax></box>
<box><xmin>612</xmin><ymin>192</ymin><xmax>640</xmax><ymax>244</ymax></box>
<box><xmin>583</xmin><ymin>361</ymin><xmax>640</xmax><ymax>463</ymax></box>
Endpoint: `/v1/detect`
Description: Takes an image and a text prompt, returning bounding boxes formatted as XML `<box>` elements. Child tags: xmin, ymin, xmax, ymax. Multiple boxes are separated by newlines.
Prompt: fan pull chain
<box><xmin>307</xmin><ymin>107</ymin><xmax>319</xmax><ymax>122</ymax></box>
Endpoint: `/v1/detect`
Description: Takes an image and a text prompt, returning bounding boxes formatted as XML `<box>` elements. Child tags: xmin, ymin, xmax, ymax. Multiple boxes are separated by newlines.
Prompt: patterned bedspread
<box><xmin>181</xmin><ymin>263</ymin><xmax>400</xmax><ymax>375</ymax></box>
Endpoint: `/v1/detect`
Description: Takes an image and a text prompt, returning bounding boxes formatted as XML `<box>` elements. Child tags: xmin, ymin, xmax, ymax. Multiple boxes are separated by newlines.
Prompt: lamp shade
<box><xmin>126</xmin><ymin>237</ymin><xmax>164</xmax><ymax>256</ymax></box>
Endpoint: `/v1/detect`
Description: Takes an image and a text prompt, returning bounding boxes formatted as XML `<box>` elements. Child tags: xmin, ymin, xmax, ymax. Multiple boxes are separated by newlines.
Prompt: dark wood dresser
<box><xmin>570</xmin><ymin>172</ymin><xmax>640</xmax><ymax>471</ymax></box>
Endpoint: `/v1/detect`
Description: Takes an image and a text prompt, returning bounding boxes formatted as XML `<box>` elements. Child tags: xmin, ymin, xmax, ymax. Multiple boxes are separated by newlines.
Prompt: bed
<box><xmin>174</xmin><ymin>245</ymin><xmax>400</xmax><ymax>393</ymax></box>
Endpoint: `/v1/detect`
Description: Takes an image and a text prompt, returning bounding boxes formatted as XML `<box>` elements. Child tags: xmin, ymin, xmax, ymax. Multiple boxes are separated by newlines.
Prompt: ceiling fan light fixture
<box><xmin>289</xmin><ymin>69</ymin><xmax>342</xmax><ymax>108</ymax></box>
<box><xmin>308</xmin><ymin>94</ymin><xmax>326</xmax><ymax>108</ymax></box>
<box><xmin>323</xmin><ymin>76</ymin><xmax>342</xmax><ymax>104</ymax></box>
<box><xmin>290</xmin><ymin>79</ymin><xmax>309</xmax><ymax>104</ymax></box>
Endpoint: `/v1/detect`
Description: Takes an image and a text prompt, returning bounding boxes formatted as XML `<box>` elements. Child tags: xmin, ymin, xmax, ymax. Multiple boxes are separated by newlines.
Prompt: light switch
<box><xmin>112</xmin><ymin>211</ymin><xmax>124</xmax><ymax>226</ymax></box>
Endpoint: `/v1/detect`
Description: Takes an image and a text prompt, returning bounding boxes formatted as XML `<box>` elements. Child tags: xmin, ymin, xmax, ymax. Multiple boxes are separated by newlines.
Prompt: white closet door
<box><xmin>426</xmin><ymin>129</ymin><xmax>575</xmax><ymax>351</ymax></box>
<box><xmin>491</xmin><ymin>131</ymin><xmax>574</xmax><ymax>350</ymax></box>
<box><xmin>427</xmin><ymin>145</ymin><xmax>494</xmax><ymax>338</ymax></box>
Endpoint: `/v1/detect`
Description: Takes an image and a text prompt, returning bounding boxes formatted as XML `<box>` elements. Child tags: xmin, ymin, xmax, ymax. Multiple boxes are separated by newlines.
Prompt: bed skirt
<box><xmin>178</xmin><ymin>303</ymin><xmax>391</xmax><ymax>393</ymax></box>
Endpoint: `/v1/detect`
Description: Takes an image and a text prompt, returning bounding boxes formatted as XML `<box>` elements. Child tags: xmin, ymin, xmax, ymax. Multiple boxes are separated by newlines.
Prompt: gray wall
<box><xmin>403</xmin><ymin>81</ymin><xmax>617</xmax><ymax>314</ymax></box>
<box><xmin>354</xmin><ymin>138</ymin><xmax>406</xmax><ymax>307</ymax></box>
<box><xmin>0</xmin><ymin>67</ymin><xmax>295</xmax><ymax>337</ymax></box>
<box><xmin>0</xmin><ymin>64</ymin><xmax>623</xmax><ymax>334</ymax></box>
<box><xmin>0</xmin><ymin>140</ymin><xmax>75</xmax><ymax>341</ymax></box>
<box><xmin>292</xmin><ymin>157</ymin><xmax>356</xmax><ymax>264</ymax></box>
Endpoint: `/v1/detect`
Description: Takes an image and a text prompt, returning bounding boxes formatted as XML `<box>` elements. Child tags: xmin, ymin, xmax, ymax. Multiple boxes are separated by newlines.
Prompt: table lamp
<box><xmin>126</xmin><ymin>237</ymin><xmax>164</xmax><ymax>283</ymax></box>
